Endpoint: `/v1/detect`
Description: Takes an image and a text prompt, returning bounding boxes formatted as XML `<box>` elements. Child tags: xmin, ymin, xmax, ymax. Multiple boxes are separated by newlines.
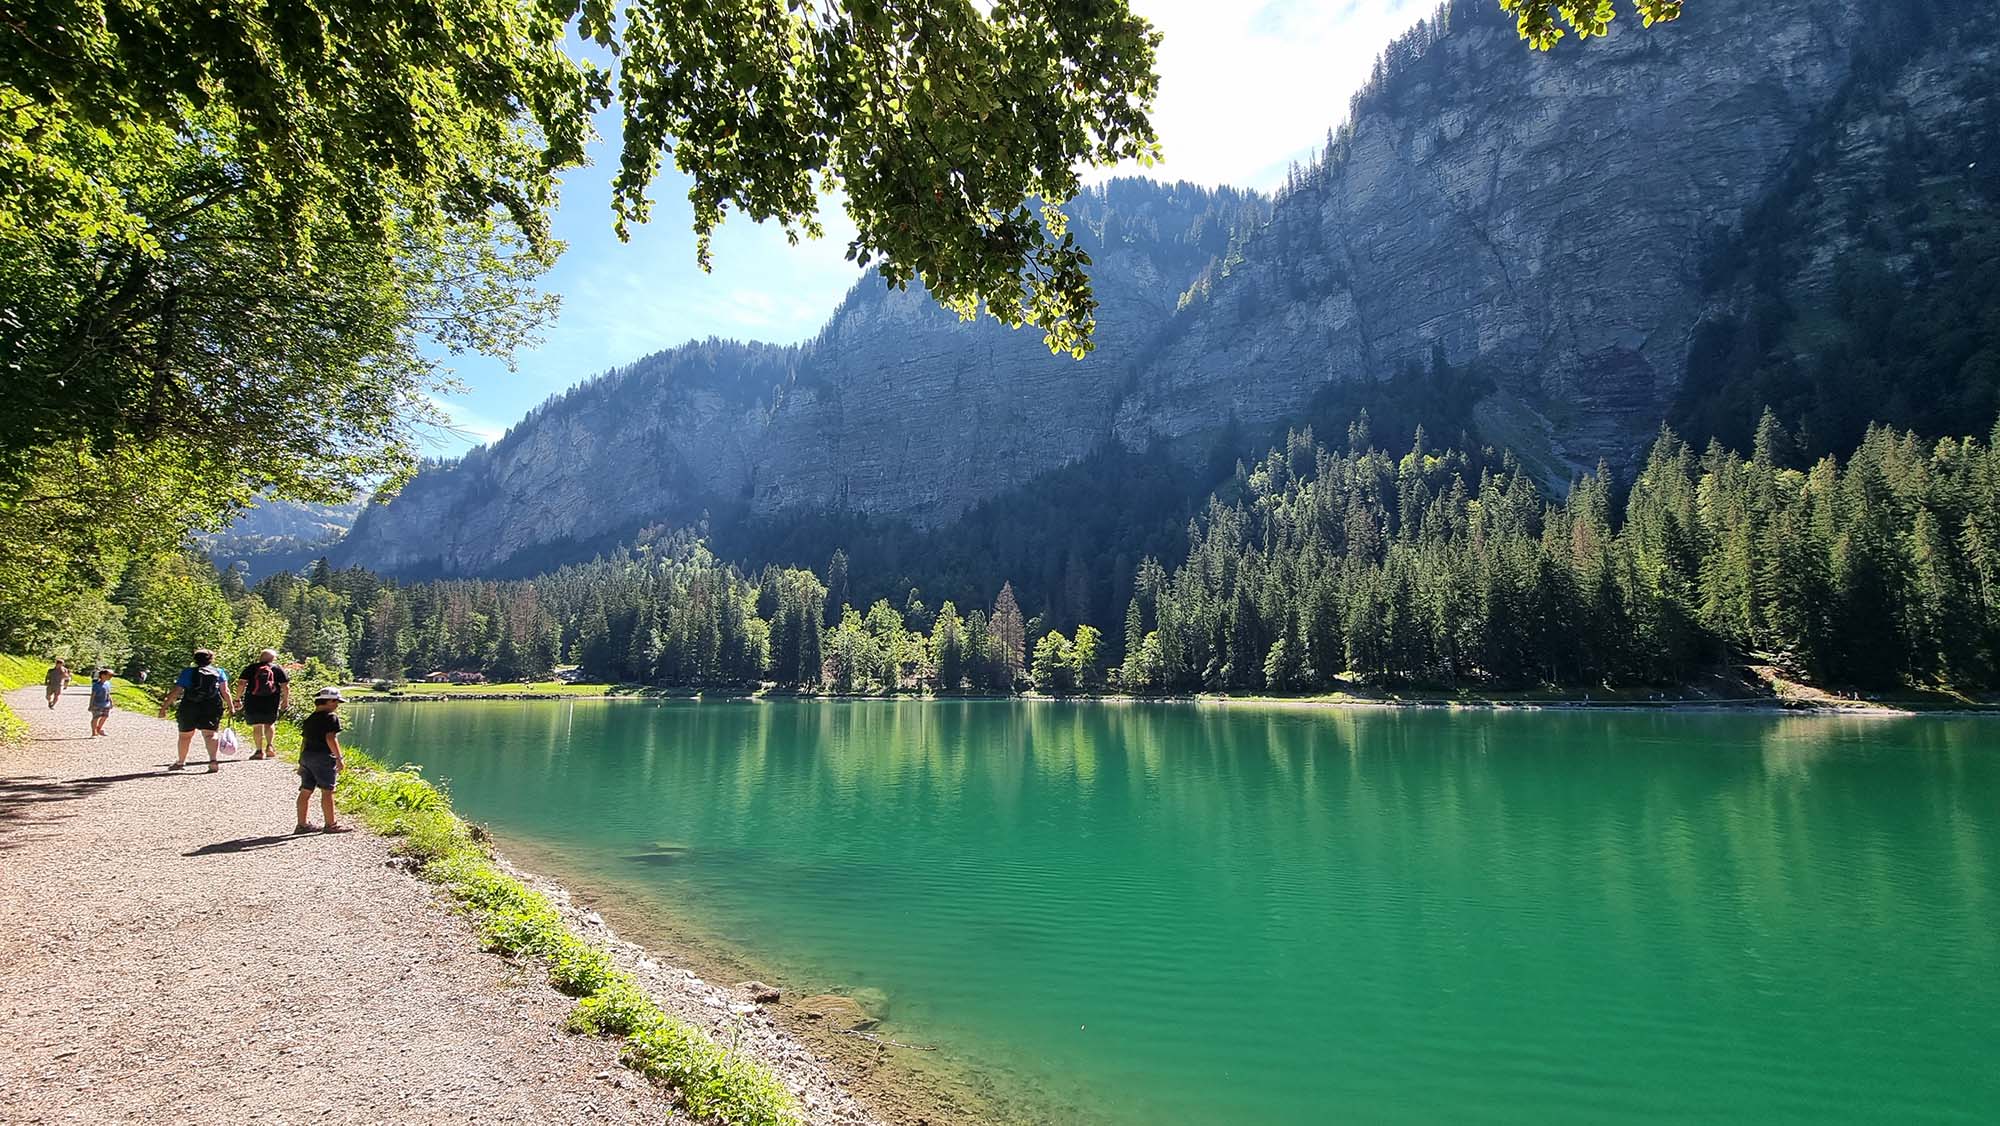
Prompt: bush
<box><xmin>565</xmin><ymin>977</ymin><xmax>658</xmax><ymax>1036</ymax></box>
<box><xmin>624</xmin><ymin>1023</ymin><xmax>800</xmax><ymax>1126</ymax></box>
<box><xmin>547</xmin><ymin>935</ymin><xmax>618</xmax><ymax>996</ymax></box>
<box><xmin>282</xmin><ymin>658</ymin><xmax>344</xmax><ymax>723</ymax></box>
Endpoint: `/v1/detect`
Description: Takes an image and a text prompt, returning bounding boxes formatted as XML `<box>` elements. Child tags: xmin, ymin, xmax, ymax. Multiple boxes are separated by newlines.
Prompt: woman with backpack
<box><xmin>156</xmin><ymin>648</ymin><xmax>236</xmax><ymax>773</ymax></box>
<box><xmin>235</xmin><ymin>648</ymin><xmax>290</xmax><ymax>760</ymax></box>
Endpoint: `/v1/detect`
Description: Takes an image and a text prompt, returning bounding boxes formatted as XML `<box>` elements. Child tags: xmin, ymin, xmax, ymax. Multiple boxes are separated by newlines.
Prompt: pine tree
<box><xmin>824</xmin><ymin>549</ymin><xmax>850</xmax><ymax>628</ymax></box>
<box><xmin>992</xmin><ymin>582</ymin><xmax>1027</xmax><ymax>683</ymax></box>
<box><xmin>964</xmin><ymin>609</ymin><xmax>991</xmax><ymax>693</ymax></box>
<box><xmin>1120</xmin><ymin>597</ymin><xmax>1145</xmax><ymax>687</ymax></box>
<box><xmin>934</xmin><ymin>601</ymin><xmax>966</xmax><ymax>692</ymax></box>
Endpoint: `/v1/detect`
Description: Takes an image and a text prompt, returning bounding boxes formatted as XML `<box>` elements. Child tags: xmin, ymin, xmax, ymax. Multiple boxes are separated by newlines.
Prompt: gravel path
<box><xmin>0</xmin><ymin>688</ymin><xmax>877</xmax><ymax>1126</ymax></box>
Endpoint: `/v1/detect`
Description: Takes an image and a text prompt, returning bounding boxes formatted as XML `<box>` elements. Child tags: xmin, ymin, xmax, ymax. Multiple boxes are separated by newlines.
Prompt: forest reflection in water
<box><xmin>353</xmin><ymin>700</ymin><xmax>2000</xmax><ymax>1126</ymax></box>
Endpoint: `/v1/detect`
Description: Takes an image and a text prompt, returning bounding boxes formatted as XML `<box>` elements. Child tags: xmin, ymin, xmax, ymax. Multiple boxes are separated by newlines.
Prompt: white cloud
<box><xmin>422</xmin><ymin>395</ymin><xmax>509</xmax><ymax>449</ymax></box>
<box><xmin>1116</xmin><ymin>0</ymin><xmax>1435</xmax><ymax>190</ymax></box>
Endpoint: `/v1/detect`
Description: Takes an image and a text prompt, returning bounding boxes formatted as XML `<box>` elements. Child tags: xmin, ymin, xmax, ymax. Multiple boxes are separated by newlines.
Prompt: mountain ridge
<box><xmin>336</xmin><ymin>0</ymin><xmax>1998</xmax><ymax>581</ymax></box>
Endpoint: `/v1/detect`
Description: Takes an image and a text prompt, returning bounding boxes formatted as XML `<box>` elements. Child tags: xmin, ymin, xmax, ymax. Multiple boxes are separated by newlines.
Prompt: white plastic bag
<box><xmin>217</xmin><ymin>726</ymin><xmax>242</xmax><ymax>758</ymax></box>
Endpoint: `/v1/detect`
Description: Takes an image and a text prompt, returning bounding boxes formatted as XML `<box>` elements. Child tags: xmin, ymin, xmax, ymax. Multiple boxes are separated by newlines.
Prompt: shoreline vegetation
<box><xmin>197</xmin><ymin>422</ymin><xmax>2000</xmax><ymax>730</ymax></box>
<box><xmin>341</xmin><ymin>671</ymin><xmax>1992</xmax><ymax>716</ymax></box>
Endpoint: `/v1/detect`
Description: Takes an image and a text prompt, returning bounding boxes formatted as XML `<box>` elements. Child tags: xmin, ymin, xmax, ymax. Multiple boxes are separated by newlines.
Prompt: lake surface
<box><xmin>349</xmin><ymin>700</ymin><xmax>2000</xmax><ymax>1124</ymax></box>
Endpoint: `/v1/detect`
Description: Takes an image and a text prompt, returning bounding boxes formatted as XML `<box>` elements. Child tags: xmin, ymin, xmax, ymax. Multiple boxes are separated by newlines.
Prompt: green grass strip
<box><xmin>0</xmin><ymin>652</ymin><xmax>48</xmax><ymax>690</ymax></box>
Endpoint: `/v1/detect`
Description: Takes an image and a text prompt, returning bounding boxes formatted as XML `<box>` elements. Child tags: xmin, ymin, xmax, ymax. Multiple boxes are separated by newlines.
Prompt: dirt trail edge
<box><xmin>0</xmin><ymin>687</ymin><xmax>881</xmax><ymax>1126</ymax></box>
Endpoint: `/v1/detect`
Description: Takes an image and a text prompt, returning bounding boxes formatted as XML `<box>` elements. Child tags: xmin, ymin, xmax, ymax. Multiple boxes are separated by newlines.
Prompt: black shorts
<box><xmin>298</xmin><ymin>754</ymin><xmax>340</xmax><ymax>792</ymax></box>
<box><xmin>241</xmin><ymin>697</ymin><xmax>281</xmax><ymax>725</ymax></box>
<box><xmin>176</xmin><ymin>705</ymin><xmax>222</xmax><ymax>733</ymax></box>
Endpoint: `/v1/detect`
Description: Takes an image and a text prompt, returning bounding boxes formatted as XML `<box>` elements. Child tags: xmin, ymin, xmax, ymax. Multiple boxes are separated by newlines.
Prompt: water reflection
<box><xmin>353</xmin><ymin>701</ymin><xmax>2000</xmax><ymax>1126</ymax></box>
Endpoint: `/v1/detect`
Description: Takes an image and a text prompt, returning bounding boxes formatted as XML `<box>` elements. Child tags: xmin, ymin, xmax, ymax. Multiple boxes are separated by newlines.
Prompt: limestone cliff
<box><xmin>1113</xmin><ymin>0</ymin><xmax>1883</xmax><ymax>477</ymax></box>
<box><xmin>339</xmin><ymin>0</ymin><xmax>1994</xmax><ymax>576</ymax></box>
<box><xmin>339</xmin><ymin>182</ymin><xmax>1261</xmax><ymax>575</ymax></box>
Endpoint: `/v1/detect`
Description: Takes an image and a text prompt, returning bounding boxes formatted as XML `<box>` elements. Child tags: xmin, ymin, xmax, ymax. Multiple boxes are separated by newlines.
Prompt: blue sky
<box><xmin>421</xmin><ymin>0</ymin><xmax>1432</xmax><ymax>454</ymax></box>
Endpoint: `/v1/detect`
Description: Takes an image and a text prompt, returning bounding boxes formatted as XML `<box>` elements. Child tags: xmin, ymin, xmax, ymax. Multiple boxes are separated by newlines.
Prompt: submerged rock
<box><xmin>798</xmin><ymin>994</ymin><xmax>879</xmax><ymax>1032</ymax></box>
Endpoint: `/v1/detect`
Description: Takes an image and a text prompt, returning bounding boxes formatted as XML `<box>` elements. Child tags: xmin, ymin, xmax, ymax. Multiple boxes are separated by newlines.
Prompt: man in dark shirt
<box><xmin>235</xmin><ymin>648</ymin><xmax>291</xmax><ymax>760</ymax></box>
<box><xmin>295</xmin><ymin>687</ymin><xmax>352</xmax><ymax>834</ymax></box>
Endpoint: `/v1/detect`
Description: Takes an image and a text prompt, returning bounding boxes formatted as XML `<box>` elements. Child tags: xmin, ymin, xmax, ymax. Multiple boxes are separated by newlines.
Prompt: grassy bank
<box><xmin>0</xmin><ymin>654</ymin><xmax>45</xmax><ymax>741</ymax></box>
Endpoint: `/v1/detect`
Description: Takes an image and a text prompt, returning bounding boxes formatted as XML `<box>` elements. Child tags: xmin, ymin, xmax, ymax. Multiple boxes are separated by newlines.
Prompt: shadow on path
<box><xmin>0</xmin><ymin>770</ymin><xmax>185</xmax><ymax>849</ymax></box>
<box><xmin>0</xmin><ymin>769</ymin><xmax>176</xmax><ymax>812</ymax></box>
<box><xmin>185</xmin><ymin>832</ymin><xmax>316</xmax><ymax>856</ymax></box>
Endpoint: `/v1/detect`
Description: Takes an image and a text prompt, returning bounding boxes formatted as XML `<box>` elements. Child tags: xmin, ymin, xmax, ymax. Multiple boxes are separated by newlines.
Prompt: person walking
<box><xmin>44</xmin><ymin>658</ymin><xmax>70</xmax><ymax>709</ymax></box>
<box><xmin>295</xmin><ymin>687</ymin><xmax>352</xmax><ymax>834</ymax></box>
<box><xmin>87</xmin><ymin>668</ymin><xmax>114</xmax><ymax>737</ymax></box>
<box><xmin>156</xmin><ymin>648</ymin><xmax>235</xmax><ymax>773</ymax></box>
<box><xmin>235</xmin><ymin>648</ymin><xmax>290</xmax><ymax>760</ymax></box>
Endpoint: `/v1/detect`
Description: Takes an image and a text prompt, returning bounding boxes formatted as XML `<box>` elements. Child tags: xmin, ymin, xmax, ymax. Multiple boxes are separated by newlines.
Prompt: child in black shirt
<box><xmin>295</xmin><ymin>687</ymin><xmax>353</xmax><ymax>834</ymax></box>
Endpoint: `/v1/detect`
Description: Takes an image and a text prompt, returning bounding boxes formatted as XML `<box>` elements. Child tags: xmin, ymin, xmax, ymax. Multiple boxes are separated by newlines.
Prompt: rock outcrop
<box><xmin>338</xmin><ymin>0</ymin><xmax>1993</xmax><ymax>576</ymax></box>
<box><xmin>340</xmin><ymin>181</ymin><xmax>1261</xmax><ymax>575</ymax></box>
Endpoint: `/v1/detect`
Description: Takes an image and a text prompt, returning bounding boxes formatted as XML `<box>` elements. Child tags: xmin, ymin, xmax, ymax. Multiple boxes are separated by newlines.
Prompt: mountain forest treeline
<box><xmin>24</xmin><ymin>416</ymin><xmax>2000</xmax><ymax>699</ymax></box>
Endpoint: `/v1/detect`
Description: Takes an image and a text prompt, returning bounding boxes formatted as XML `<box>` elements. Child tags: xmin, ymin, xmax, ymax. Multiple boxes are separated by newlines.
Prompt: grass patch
<box><xmin>325</xmin><ymin>742</ymin><xmax>801</xmax><ymax>1126</ymax></box>
<box><xmin>0</xmin><ymin>699</ymin><xmax>25</xmax><ymax>744</ymax></box>
<box><xmin>0</xmin><ymin>653</ymin><xmax>48</xmax><ymax>690</ymax></box>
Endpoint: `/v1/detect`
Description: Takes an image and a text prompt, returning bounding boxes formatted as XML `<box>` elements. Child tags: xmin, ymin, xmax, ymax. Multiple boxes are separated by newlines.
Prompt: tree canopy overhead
<box><xmin>0</xmin><ymin>0</ymin><xmax>1162</xmax><ymax>647</ymax></box>
<box><xmin>1500</xmin><ymin>0</ymin><xmax>1685</xmax><ymax>50</ymax></box>
<box><xmin>6</xmin><ymin>0</ymin><xmax>1163</xmax><ymax>357</ymax></box>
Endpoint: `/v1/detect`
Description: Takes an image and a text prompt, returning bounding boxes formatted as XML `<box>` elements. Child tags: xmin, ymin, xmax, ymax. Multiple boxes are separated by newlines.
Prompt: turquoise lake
<box><xmin>348</xmin><ymin>700</ymin><xmax>2000</xmax><ymax>1124</ymax></box>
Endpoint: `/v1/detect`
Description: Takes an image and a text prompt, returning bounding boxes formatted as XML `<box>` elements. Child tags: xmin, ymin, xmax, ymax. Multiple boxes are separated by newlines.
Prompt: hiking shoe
<box><xmin>167</xmin><ymin>762</ymin><xmax>186</xmax><ymax>772</ymax></box>
<box><xmin>292</xmin><ymin>824</ymin><xmax>316</xmax><ymax>835</ymax></box>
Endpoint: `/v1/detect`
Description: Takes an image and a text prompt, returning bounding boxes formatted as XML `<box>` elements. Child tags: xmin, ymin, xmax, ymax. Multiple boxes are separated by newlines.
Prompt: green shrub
<box><xmin>565</xmin><ymin>977</ymin><xmax>658</xmax><ymax>1035</ymax></box>
<box><xmin>547</xmin><ymin>934</ymin><xmax>618</xmax><ymax>996</ymax></box>
<box><xmin>624</xmin><ymin>1022</ymin><xmax>800</xmax><ymax>1126</ymax></box>
<box><xmin>280</xmin><ymin>658</ymin><xmax>344</xmax><ymax>723</ymax></box>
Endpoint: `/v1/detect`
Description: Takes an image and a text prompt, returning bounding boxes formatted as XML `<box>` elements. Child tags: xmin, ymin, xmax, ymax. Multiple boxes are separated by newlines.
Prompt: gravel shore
<box><xmin>0</xmin><ymin>687</ymin><xmax>881</xmax><ymax>1125</ymax></box>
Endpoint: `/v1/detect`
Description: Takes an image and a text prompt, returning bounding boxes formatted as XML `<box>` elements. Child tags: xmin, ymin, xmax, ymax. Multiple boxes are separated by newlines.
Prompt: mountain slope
<box><xmin>1114</xmin><ymin>0</ymin><xmax>1881</xmax><ymax>477</ymax></box>
<box><xmin>338</xmin><ymin>180</ymin><xmax>1264</xmax><ymax>575</ymax></box>
<box><xmin>339</xmin><ymin>0</ymin><xmax>1998</xmax><ymax>579</ymax></box>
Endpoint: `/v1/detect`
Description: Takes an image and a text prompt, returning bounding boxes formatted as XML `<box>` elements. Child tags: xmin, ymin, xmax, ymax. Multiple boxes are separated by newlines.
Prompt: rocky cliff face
<box><xmin>339</xmin><ymin>0</ymin><xmax>1989</xmax><ymax>576</ymax></box>
<box><xmin>1113</xmin><ymin>0</ymin><xmax>1881</xmax><ymax>477</ymax></box>
<box><xmin>340</xmin><ymin>181</ymin><xmax>1261</xmax><ymax>575</ymax></box>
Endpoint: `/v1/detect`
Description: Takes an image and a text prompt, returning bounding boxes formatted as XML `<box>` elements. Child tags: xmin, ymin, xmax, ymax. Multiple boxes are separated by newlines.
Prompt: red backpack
<box><xmin>247</xmin><ymin>662</ymin><xmax>278</xmax><ymax>697</ymax></box>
